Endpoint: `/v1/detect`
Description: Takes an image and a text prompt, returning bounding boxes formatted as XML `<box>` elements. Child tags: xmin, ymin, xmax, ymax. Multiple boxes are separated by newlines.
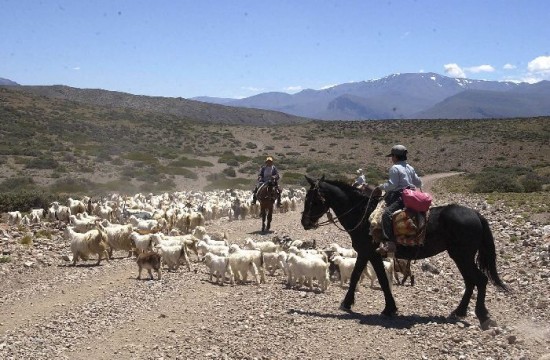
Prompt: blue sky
<box><xmin>2</xmin><ymin>0</ymin><xmax>549</xmax><ymax>99</ymax></box>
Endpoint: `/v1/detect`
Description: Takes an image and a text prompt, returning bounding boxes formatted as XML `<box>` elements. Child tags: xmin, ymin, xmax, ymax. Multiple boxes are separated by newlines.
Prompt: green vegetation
<box><xmin>1</xmin><ymin>87</ymin><xmax>549</xmax><ymax>195</ymax></box>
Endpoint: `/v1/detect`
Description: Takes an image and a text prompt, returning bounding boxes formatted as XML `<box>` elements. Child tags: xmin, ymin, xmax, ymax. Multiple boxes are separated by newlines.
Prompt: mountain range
<box><xmin>193</xmin><ymin>73</ymin><xmax>550</xmax><ymax>120</ymax></box>
<box><xmin>2</xmin><ymin>72</ymin><xmax>549</xmax><ymax>122</ymax></box>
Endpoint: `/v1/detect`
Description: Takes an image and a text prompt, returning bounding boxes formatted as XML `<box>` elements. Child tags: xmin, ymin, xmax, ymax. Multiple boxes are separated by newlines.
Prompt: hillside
<box><xmin>6</xmin><ymin>85</ymin><xmax>310</xmax><ymax>125</ymax></box>
<box><xmin>0</xmin><ymin>86</ymin><xmax>549</xmax><ymax>195</ymax></box>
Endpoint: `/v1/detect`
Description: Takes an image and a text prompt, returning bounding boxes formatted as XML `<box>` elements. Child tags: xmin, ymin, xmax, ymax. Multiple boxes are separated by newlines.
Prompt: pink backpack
<box><xmin>402</xmin><ymin>189</ymin><xmax>432</xmax><ymax>212</ymax></box>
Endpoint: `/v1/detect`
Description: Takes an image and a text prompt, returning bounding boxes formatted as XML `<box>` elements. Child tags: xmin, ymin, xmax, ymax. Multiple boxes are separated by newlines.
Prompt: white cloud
<box><xmin>72</xmin><ymin>67</ymin><xmax>80</xmax><ymax>71</ymax></box>
<box><xmin>444</xmin><ymin>63</ymin><xmax>466</xmax><ymax>78</ymax></box>
<box><xmin>466</xmin><ymin>64</ymin><xmax>495</xmax><ymax>73</ymax></box>
<box><xmin>241</xmin><ymin>86</ymin><xmax>264</xmax><ymax>93</ymax></box>
<box><xmin>503</xmin><ymin>63</ymin><xmax>516</xmax><ymax>70</ymax></box>
<box><xmin>527</xmin><ymin>55</ymin><xmax>550</xmax><ymax>73</ymax></box>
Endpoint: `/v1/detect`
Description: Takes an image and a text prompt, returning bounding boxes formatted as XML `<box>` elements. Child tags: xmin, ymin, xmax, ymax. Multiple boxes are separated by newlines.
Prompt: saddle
<box><xmin>369</xmin><ymin>202</ymin><xmax>428</xmax><ymax>247</ymax></box>
<box><xmin>392</xmin><ymin>209</ymin><xmax>428</xmax><ymax>246</ymax></box>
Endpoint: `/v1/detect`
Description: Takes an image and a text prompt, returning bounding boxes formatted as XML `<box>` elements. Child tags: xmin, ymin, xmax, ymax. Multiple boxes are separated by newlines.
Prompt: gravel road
<box><xmin>1</xmin><ymin>173</ymin><xmax>549</xmax><ymax>360</ymax></box>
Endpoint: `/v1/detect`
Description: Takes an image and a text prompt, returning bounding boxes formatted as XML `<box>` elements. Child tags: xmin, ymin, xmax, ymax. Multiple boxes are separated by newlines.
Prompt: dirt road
<box><xmin>1</xmin><ymin>173</ymin><xmax>548</xmax><ymax>360</ymax></box>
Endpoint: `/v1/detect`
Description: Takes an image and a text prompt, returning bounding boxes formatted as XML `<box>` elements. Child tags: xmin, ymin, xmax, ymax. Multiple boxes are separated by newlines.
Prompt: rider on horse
<box><xmin>377</xmin><ymin>144</ymin><xmax>423</xmax><ymax>255</ymax></box>
<box><xmin>252</xmin><ymin>156</ymin><xmax>282</xmax><ymax>207</ymax></box>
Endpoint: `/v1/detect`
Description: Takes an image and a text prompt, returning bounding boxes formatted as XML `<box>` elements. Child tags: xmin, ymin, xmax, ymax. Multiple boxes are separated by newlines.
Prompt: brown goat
<box><xmin>393</xmin><ymin>258</ymin><xmax>415</xmax><ymax>286</ymax></box>
<box><xmin>136</xmin><ymin>252</ymin><xmax>162</xmax><ymax>280</ymax></box>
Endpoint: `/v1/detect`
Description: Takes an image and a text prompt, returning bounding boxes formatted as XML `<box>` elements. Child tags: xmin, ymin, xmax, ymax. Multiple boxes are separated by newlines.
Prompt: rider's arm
<box><xmin>380</xmin><ymin>166</ymin><xmax>400</xmax><ymax>192</ymax></box>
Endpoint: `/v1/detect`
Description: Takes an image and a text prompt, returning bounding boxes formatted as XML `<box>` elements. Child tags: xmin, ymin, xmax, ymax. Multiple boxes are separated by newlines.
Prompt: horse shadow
<box><xmin>248</xmin><ymin>230</ymin><xmax>274</xmax><ymax>235</ymax></box>
<box><xmin>287</xmin><ymin>308</ymin><xmax>469</xmax><ymax>329</ymax></box>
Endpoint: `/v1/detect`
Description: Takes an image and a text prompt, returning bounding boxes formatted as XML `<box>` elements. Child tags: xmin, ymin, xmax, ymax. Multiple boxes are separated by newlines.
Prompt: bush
<box><xmin>25</xmin><ymin>157</ymin><xmax>59</xmax><ymax>169</ymax></box>
<box><xmin>0</xmin><ymin>256</ymin><xmax>11</xmax><ymax>263</ymax></box>
<box><xmin>0</xmin><ymin>190</ymin><xmax>58</xmax><ymax>213</ymax></box>
<box><xmin>0</xmin><ymin>177</ymin><xmax>37</xmax><ymax>192</ymax></box>
<box><xmin>223</xmin><ymin>167</ymin><xmax>237</xmax><ymax>177</ymax></box>
<box><xmin>520</xmin><ymin>173</ymin><xmax>544</xmax><ymax>192</ymax></box>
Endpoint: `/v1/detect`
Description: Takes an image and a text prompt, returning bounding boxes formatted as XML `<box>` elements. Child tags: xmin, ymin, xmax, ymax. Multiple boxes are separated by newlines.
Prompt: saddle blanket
<box><xmin>393</xmin><ymin>209</ymin><xmax>427</xmax><ymax>247</ymax></box>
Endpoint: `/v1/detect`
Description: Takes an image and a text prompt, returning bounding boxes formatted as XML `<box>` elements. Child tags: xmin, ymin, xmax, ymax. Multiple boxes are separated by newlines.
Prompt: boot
<box><xmin>276</xmin><ymin>191</ymin><xmax>282</xmax><ymax>207</ymax></box>
<box><xmin>252</xmin><ymin>189</ymin><xmax>257</xmax><ymax>205</ymax></box>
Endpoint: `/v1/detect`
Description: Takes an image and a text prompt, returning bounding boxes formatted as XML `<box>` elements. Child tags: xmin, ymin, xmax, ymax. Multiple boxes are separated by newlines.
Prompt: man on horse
<box><xmin>252</xmin><ymin>156</ymin><xmax>282</xmax><ymax>207</ymax></box>
<box><xmin>377</xmin><ymin>144</ymin><xmax>423</xmax><ymax>255</ymax></box>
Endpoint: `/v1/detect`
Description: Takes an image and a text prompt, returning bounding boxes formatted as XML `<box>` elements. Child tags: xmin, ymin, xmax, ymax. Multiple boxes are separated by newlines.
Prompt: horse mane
<box><xmin>323</xmin><ymin>179</ymin><xmax>369</xmax><ymax>200</ymax></box>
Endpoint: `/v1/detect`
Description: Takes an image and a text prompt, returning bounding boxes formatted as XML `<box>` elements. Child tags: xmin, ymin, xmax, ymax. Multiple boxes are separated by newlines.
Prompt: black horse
<box><xmin>301</xmin><ymin>176</ymin><xmax>508</xmax><ymax>329</ymax></box>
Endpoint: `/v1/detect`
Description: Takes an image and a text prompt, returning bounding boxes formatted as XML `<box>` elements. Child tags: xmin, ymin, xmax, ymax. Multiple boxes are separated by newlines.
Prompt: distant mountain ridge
<box><xmin>2</xmin><ymin>72</ymin><xmax>549</xmax><ymax>121</ymax></box>
<box><xmin>1</xmin><ymin>85</ymin><xmax>310</xmax><ymax>125</ymax></box>
<box><xmin>193</xmin><ymin>73</ymin><xmax>550</xmax><ymax>120</ymax></box>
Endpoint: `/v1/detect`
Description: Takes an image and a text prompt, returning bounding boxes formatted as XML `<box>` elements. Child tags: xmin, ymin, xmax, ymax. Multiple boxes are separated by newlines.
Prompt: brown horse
<box><xmin>257</xmin><ymin>179</ymin><xmax>277</xmax><ymax>232</ymax></box>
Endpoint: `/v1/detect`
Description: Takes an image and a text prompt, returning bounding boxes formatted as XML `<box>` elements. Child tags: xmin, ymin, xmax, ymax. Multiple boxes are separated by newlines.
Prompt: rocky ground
<box><xmin>0</xmin><ymin>176</ymin><xmax>549</xmax><ymax>360</ymax></box>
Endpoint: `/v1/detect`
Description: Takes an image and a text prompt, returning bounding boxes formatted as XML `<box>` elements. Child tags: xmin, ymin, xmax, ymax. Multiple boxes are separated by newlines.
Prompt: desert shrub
<box><xmin>471</xmin><ymin>166</ymin><xmax>547</xmax><ymax>193</ymax></box>
<box><xmin>520</xmin><ymin>172</ymin><xmax>545</xmax><ymax>192</ymax></box>
<box><xmin>161</xmin><ymin>166</ymin><xmax>198</xmax><ymax>179</ymax></box>
<box><xmin>0</xmin><ymin>190</ymin><xmax>57</xmax><ymax>213</ymax></box>
<box><xmin>20</xmin><ymin>234</ymin><xmax>33</xmax><ymax>246</ymax></box>
<box><xmin>169</xmin><ymin>157</ymin><xmax>213</xmax><ymax>168</ymax></box>
<box><xmin>245</xmin><ymin>142</ymin><xmax>257</xmax><ymax>149</ymax></box>
<box><xmin>0</xmin><ymin>177</ymin><xmax>37</xmax><ymax>192</ymax></box>
<box><xmin>203</xmin><ymin>177</ymin><xmax>251</xmax><ymax>191</ymax></box>
<box><xmin>49</xmin><ymin>177</ymin><xmax>95</xmax><ymax>194</ymax></box>
<box><xmin>0</xmin><ymin>256</ymin><xmax>11</xmax><ymax>263</ymax></box>
<box><xmin>218</xmin><ymin>151</ymin><xmax>250</xmax><ymax>165</ymax></box>
<box><xmin>223</xmin><ymin>167</ymin><xmax>236</xmax><ymax>177</ymax></box>
<box><xmin>25</xmin><ymin>157</ymin><xmax>59</xmax><ymax>169</ymax></box>
<box><xmin>122</xmin><ymin>152</ymin><xmax>158</xmax><ymax>164</ymax></box>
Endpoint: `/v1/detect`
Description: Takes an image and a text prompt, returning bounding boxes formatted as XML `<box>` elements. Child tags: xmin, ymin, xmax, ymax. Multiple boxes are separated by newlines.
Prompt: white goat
<box><xmin>7</xmin><ymin>211</ymin><xmax>22</xmax><ymax>225</ymax></box>
<box><xmin>128</xmin><ymin>215</ymin><xmax>159</xmax><ymax>235</ymax></box>
<box><xmin>228</xmin><ymin>244</ymin><xmax>265</xmax><ymax>284</ymax></box>
<box><xmin>196</xmin><ymin>240</ymin><xmax>229</xmax><ymax>261</ymax></box>
<box><xmin>286</xmin><ymin>253</ymin><xmax>329</xmax><ymax>292</ymax></box>
<box><xmin>69</xmin><ymin>215</ymin><xmax>94</xmax><ymax>233</ymax></box>
<box><xmin>65</xmin><ymin>226</ymin><xmax>109</xmax><ymax>266</ymax></box>
<box><xmin>50</xmin><ymin>201</ymin><xmax>71</xmax><ymax>223</ymax></box>
<box><xmin>99</xmin><ymin>220</ymin><xmax>134</xmax><ymax>258</ymax></box>
<box><xmin>328</xmin><ymin>243</ymin><xmax>357</xmax><ymax>258</ymax></box>
<box><xmin>365</xmin><ymin>258</ymin><xmax>395</xmax><ymax>293</ymax></box>
<box><xmin>157</xmin><ymin>243</ymin><xmax>191</xmax><ymax>272</ymax></box>
<box><xmin>262</xmin><ymin>252</ymin><xmax>284</xmax><ymax>276</ymax></box>
<box><xmin>243</xmin><ymin>238</ymin><xmax>279</xmax><ymax>253</ymax></box>
<box><xmin>129</xmin><ymin>232</ymin><xmax>154</xmax><ymax>255</ymax></box>
<box><xmin>331</xmin><ymin>255</ymin><xmax>360</xmax><ymax>288</ymax></box>
<box><xmin>204</xmin><ymin>253</ymin><xmax>234</xmax><ymax>285</ymax></box>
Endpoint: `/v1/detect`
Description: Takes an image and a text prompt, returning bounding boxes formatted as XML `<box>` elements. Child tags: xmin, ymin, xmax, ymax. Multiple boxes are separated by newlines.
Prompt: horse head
<box><xmin>301</xmin><ymin>175</ymin><xmax>329</xmax><ymax>230</ymax></box>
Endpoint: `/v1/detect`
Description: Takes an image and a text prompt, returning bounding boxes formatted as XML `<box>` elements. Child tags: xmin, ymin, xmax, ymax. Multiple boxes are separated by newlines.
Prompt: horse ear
<box><xmin>320</xmin><ymin>175</ymin><xmax>325</xmax><ymax>182</ymax></box>
<box><xmin>304</xmin><ymin>175</ymin><xmax>315</xmax><ymax>187</ymax></box>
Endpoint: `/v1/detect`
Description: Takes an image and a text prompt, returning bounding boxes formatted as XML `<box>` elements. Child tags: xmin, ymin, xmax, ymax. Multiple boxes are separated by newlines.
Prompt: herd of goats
<box><xmin>3</xmin><ymin>187</ymin><xmax>413</xmax><ymax>292</ymax></box>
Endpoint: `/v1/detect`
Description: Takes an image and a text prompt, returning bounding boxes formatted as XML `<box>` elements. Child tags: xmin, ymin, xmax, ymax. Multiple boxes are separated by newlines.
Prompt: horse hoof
<box><xmin>339</xmin><ymin>303</ymin><xmax>352</xmax><ymax>312</ymax></box>
<box><xmin>449</xmin><ymin>310</ymin><xmax>467</xmax><ymax>319</ymax></box>
<box><xmin>480</xmin><ymin>318</ymin><xmax>497</xmax><ymax>331</ymax></box>
<box><xmin>381</xmin><ymin>308</ymin><xmax>398</xmax><ymax>317</ymax></box>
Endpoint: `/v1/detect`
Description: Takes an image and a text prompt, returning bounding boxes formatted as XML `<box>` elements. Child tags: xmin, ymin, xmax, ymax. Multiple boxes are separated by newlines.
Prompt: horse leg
<box><xmin>266</xmin><ymin>208</ymin><xmax>273</xmax><ymax>231</ymax></box>
<box><xmin>370</xmin><ymin>255</ymin><xmax>398</xmax><ymax>316</ymax></box>
<box><xmin>340</xmin><ymin>253</ymin><xmax>368</xmax><ymax>311</ymax></box>
<box><xmin>261</xmin><ymin>208</ymin><xmax>266</xmax><ymax>232</ymax></box>
<box><xmin>453</xmin><ymin>256</ymin><xmax>492</xmax><ymax>327</ymax></box>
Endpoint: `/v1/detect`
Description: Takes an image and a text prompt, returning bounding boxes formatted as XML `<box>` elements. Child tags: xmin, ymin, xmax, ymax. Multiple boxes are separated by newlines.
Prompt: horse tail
<box><xmin>476</xmin><ymin>212</ymin><xmax>509</xmax><ymax>292</ymax></box>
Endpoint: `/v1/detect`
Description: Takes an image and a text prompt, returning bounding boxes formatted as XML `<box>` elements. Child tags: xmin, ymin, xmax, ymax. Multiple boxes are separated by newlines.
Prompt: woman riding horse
<box><xmin>252</xmin><ymin>156</ymin><xmax>282</xmax><ymax>207</ymax></box>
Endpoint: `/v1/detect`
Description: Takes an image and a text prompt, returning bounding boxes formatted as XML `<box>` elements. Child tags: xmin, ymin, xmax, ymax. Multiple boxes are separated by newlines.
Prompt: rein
<box><xmin>305</xmin><ymin>181</ymin><xmax>381</xmax><ymax>233</ymax></box>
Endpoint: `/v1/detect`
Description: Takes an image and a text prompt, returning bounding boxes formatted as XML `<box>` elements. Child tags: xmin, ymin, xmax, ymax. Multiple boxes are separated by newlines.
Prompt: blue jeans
<box><xmin>382</xmin><ymin>191</ymin><xmax>403</xmax><ymax>242</ymax></box>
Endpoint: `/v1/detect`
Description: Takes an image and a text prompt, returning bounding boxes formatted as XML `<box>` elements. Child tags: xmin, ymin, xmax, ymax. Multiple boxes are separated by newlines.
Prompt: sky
<box><xmin>2</xmin><ymin>0</ymin><xmax>550</xmax><ymax>99</ymax></box>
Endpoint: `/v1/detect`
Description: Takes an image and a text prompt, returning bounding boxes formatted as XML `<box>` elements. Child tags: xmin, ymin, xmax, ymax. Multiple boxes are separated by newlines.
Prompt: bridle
<box><xmin>302</xmin><ymin>180</ymin><xmax>382</xmax><ymax>232</ymax></box>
